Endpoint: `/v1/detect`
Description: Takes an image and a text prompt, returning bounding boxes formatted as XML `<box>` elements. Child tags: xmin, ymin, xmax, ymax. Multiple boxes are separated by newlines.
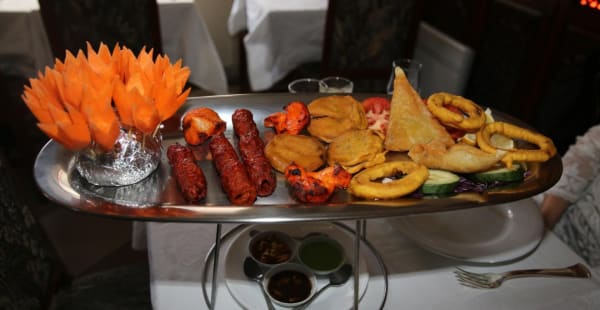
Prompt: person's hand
<box><xmin>540</xmin><ymin>194</ymin><xmax>571</xmax><ymax>228</ymax></box>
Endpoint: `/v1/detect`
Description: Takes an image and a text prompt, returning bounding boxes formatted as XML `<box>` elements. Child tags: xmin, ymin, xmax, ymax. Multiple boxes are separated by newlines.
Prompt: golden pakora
<box><xmin>264</xmin><ymin>134</ymin><xmax>326</xmax><ymax>173</ymax></box>
<box><xmin>327</xmin><ymin>129</ymin><xmax>387</xmax><ymax>174</ymax></box>
<box><xmin>307</xmin><ymin>95</ymin><xmax>367</xmax><ymax>143</ymax></box>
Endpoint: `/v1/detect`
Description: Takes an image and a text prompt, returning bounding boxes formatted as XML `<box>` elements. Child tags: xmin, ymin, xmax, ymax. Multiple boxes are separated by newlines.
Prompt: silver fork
<box><xmin>454</xmin><ymin>263</ymin><xmax>591</xmax><ymax>289</ymax></box>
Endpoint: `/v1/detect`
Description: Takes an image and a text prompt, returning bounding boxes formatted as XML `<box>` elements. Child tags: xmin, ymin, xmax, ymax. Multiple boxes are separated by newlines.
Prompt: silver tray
<box><xmin>33</xmin><ymin>93</ymin><xmax>562</xmax><ymax>223</ymax></box>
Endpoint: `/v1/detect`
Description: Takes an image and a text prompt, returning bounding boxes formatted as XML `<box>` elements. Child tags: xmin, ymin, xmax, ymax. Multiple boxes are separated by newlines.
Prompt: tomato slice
<box><xmin>362</xmin><ymin>97</ymin><xmax>390</xmax><ymax>114</ymax></box>
<box><xmin>362</xmin><ymin>97</ymin><xmax>391</xmax><ymax>134</ymax></box>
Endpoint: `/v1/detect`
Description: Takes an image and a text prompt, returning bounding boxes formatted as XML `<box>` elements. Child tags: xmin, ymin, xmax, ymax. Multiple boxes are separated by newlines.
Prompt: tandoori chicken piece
<box><xmin>182</xmin><ymin>107</ymin><xmax>226</xmax><ymax>145</ymax></box>
<box><xmin>284</xmin><ymin>163</ymin><xmax>351</xmax><ymax>203</ymax></box>
<box><xmin>264</xmin><ymin>101</ymin><xmax>309</xmax><ymax>135</ymax></box>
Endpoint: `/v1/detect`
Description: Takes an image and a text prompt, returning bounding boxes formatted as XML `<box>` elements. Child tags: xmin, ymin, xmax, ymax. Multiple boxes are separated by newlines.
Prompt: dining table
<box><xmin>227</xmin><ymin>0</ymin><xmax>328</xmax><ymax>91</ymax></box>
<box><xmin>0</xmin><ymin>0</ymin><xmax>228</xmax><ymax>94</ymax></box>
<box><xmin>146</xmin><ymin>198</ymin><xmax>600</xmax><ymax>309</ymax></box>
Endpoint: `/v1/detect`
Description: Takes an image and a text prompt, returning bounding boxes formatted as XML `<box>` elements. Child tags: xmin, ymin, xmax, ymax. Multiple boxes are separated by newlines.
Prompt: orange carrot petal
<box><xmin>82</xmin><ymin>98</ymin><xmax>120</xmax><ymax>151</ymax></box>
<box><xmin>97</xmin><ymin>42</ymin><xmax>112</xmax><ymax>64</ymax></box>
<box><xmin>61</xmin><ymin>50</ymin><xmax>78</xmax><ymax>70</ymax></box>
<box><xmin>62</xmin><ymin>69</ymin><xmax>85</xmax><ymax>108</ymax></box>
<box><xmin>56</xmin><ymin>120</ymin><xmax>91</xmax><ymax>150</ymax></box>
<box><xmin>174</xmin><ymin>67</ymin><xmax>191</xmax><ymax>93</ymax></box>
<box><xmin>112</xmin><ymin>80</ymin><xmax>135</xmax><ymax>127</ymax></box>
<box><xmin>175</xmin><ymin>87</ymin><xmax>191</xmax><ymax>107</ymax></box>
<box><xmin>132</xmin><ymin>98</ymin><xmax>161</xmax><ymax>134</ymax></box>
<box><xmin>37</xmin><ymin>123</ymin><xmax>59</xmax><ymax>138</ymax></box>
<box><xmin>137</xmin><ymin>47</ymin><xmax>154</xmax><ymax>67</ymax></box>
<box><xmin>88</xmin><ymin>118</ymin><xmax>120</xmax><ymax>151</ymax></box>
<box><xmin>126</xmin><ymin>72</ymin><xmax>152</xmax><ymax>97</ymax></box>
<box><xmin>29</xmin><ymin>78</ymin><xmax>61</xmax><ymax>110</ymax></box>
<box><xmin>22</xmin><ymin>90</ymin><xmax>53</xmax><ymax>124</ymax></box>
<box><xmin>118</xmin><ymin>46</ymin><xmax>137</xmax><ymax>81</ymax></box>
<box><xmin>172</xmin><ymin>59</ymin><xmax>183</xmax><ymax>71</ymax></box>
<box><xmin>87</xmin><ymin>42</ymin><xmax>117</xmax><ymax>82</ymax></box>
<box><xmin>37</xmin><ymin>123</ymin><xmax>62</xmax><ymax>144</ymax></box>
<box><xmin>153</xmin><ymin>55</ymin><xmax>169</xmax><ymax>77</ymax></box>
<box><xmin>37</xmin><ymin>122</ymin><xmax>86</xmax><ymax>151</ymax></box>
<box><xmin>153</xmin><ymin>82</ymin><xmax>177</xmax><ymax>121</ymax></box>
<box><xmin>54</xmin><ymin>58</ymin><xmax>66</xmax><ymax>72</ymax></box>
<box><xmin>47</xmin><ymin>69</ymin><xmax>69</xmax><ymax>106</ymax></box>
<box><xmin>46</xmin><ymin>103</ymin><xmax>71</xmax><ymax>124</ymax></box>
<box><xmin>65</xmin><ymin>103</ymin><xmax>88</xmax><ymax>128</ymax></box>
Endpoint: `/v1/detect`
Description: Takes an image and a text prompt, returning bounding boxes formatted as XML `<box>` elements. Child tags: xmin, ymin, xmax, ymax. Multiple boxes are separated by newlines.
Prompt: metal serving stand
<box><xmin>200</xmin><ymin>221</ymin><xmax>388</xmax><ymax>309</ymax></box>
<box><xmin>33</xmin><ymin>93</ymin><xmax>562</xmax><ymax>309</ymax></box>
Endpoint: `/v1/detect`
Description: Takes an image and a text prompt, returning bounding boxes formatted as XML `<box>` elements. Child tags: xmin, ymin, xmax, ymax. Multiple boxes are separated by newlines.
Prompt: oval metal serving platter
<box><xmin>34</xmin><ymin>93</ymin><xmax>562</xmax><ymax>223</ymax></box>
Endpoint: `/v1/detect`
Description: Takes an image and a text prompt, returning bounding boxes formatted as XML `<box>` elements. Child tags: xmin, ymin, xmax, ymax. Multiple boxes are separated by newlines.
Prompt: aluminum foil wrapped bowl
<box><xmin>75</xmin><ymin>129</ymin><xmax>162</xmax><ymax>186</ymax></box>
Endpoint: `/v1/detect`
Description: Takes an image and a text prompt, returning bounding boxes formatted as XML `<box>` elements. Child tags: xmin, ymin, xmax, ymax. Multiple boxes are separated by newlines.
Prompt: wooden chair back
<box><xmin>38</xmin><ymin>0</ymin><xmax>163</xmax><ymax>58</ymax></box>
<box><xmin>320</xmin><ymin>0</ymin><xmax>423</xmax><ymax>92</ymax></box>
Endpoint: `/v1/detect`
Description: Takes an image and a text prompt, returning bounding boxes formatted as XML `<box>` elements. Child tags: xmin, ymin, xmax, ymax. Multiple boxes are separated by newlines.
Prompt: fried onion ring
<box><xmin>476</xmin><ymin>121</ymin><xmax>557</xmax><ymax>167</ymax></box>
<box><xmin>349</xmin><ymin>161</ymin><xmax>429</xmax><ymax>199</ymax></box>
<box><xmin>426</xmin><ymin>92</ymin><xmax>486</xmax><ymax>132</ymax></box>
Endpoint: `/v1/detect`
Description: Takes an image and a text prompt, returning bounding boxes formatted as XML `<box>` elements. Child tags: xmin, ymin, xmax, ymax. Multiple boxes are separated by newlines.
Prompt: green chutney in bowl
<box><xmin>298</xmin><ymin>235</ymin><xmax>345</xmax><ymax>275</ymax></box>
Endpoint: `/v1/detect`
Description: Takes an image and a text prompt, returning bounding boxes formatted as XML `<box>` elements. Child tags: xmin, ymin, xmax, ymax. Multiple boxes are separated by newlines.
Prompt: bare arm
<box><xmin>540</xmin><ymin>193</ymin><xmax>571</xmax><ymax>228</ymax></box>
<box><xmin>542</xmin><ymin>125</ymin><xmax>600</xmax><ymax>226</ymax></box>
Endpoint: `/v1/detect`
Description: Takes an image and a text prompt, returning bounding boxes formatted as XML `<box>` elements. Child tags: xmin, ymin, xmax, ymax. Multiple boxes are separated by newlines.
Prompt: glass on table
<box><xmin>288</xmin><ymin>78</ymin><xmax>321</xmax><ymax>93</ymax></box>
<box><xmin>319</xmin><ymin>76</ymin><xmax>353</xmax><ymax>93</ymax></box>
<box><xmin>386</xmin><ymin>58</ymin><xmax>422</xmax><ymax>95</ymax></box>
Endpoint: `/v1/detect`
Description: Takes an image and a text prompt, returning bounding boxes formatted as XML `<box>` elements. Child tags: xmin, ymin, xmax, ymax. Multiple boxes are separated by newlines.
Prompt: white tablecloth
<box><xmin>159</xmin><ymin>0</ymin><xmax>228</xmax><ymax>94</ymax></box>
<box><xmin>0</xmin><ymin>0</ymin><xmax>228</xmax><ymax>94</ymax></box>
<box><xmin>227</xmin><ymin>0</ymin><xmax>328</xmax><ymax>91</ymax></box>
<box><xmin>146</xmin><ymin>200</ymin><xmax>600</xmax><ymax>309</ymax></box>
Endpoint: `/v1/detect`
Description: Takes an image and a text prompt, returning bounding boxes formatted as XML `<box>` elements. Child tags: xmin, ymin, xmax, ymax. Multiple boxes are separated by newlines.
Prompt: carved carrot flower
<box><xmin>21</xmin><ymin>42</ymin><xmax>191</xmax><ymax>151</ymax></box>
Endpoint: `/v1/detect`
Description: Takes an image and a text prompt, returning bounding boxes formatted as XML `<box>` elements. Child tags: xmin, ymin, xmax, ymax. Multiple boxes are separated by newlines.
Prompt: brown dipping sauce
<box><xmin>267</xmin><ymin>270</ymin><xmax>312</xmax><ymax>304</ymax></box>
<box><xmin>250</xmin><ymin>233</ymin><xmax>292</xmax><ymax>264</ymax></box>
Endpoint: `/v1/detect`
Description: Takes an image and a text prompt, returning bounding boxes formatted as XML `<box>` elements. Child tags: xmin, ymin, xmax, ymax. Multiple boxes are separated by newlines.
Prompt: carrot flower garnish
<box><xmin>21</xmin><ymin>42</ymin><xmax>191</xmax><ymax>151</ymax></box>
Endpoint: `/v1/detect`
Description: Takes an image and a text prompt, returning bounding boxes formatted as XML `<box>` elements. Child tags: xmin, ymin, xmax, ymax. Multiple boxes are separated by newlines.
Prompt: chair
<box><xmin>0</xmin><ymin>151</ymin><xmax>152</xmax><ymax>310</ymax></box>
<box><xmin>38</xmin><ymin>0</ymin><xmax>163</xmax><ymax>59</ymax></box>
<box><xmin>260</xmin><ymin>0</ymin><xmax>422</xmax><ymax>93</ymax></box>
<box><xmin>413</xmin><ymin>22</ymin><xmax>475</xmax><ymax>97</ymax></box>
<box><xmin>319</xmin><ymin>0</ymin><xmax>423</xmax><ymax>93</ymax></box>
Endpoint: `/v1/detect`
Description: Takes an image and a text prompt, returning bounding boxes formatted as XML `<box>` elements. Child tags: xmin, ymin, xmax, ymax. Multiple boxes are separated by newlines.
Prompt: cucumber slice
<box><xmin>468</xmin><ymin>164</ymin><xmax>525</xmax><ymax>183</ymax></box>
<box><xmin>422</xmin><ymin>169</ymin><xmax>460</xmax><ymax>195</ymax></box>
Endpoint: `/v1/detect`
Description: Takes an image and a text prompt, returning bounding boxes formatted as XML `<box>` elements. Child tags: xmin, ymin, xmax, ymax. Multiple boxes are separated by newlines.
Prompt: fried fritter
<box><xmin>327</xmin><ymin>129</ymin><xmax>387</xmax><ymax>174</ymax></box>
<box><xmin>264</xmin><ymin>134</ymin><xmax>326</xmax><ymax>173</ymax></box>
<box><xmin>408</xmin><ymin>141</ymin><xmax>505</xmax><ymax>173</ymax></box>
<box><xmin>307</xmin><ymin>95</ymin><xmax>368</xmax><ymax>143</ymax></box>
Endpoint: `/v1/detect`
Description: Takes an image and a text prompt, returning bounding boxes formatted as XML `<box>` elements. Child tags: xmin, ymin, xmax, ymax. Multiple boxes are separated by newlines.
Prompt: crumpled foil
<box><xmin>75</xmin><ymin>129</ymin><xmax>162</xmax><ymax>186</ymax></box>
<box><xmin>70</xmin><ymin>163</ymin><xmax>167</xmax><ymax>207</ymax></box>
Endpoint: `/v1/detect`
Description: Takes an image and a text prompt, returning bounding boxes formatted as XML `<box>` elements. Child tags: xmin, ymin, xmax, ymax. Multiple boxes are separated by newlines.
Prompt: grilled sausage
<box><xmin>208</xmin><ymin>133</ymin><xmax>257</xmax><ymax>205</ymax></box>
<box><xmin>167</xmin><ymin>143</ymin><xmax>207</xmax><ymax>203</ymax></box>
<box><xmin>232</xmin><ymin>109</ymin><xmax>276</xmax><ymax>196</ymax></box>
